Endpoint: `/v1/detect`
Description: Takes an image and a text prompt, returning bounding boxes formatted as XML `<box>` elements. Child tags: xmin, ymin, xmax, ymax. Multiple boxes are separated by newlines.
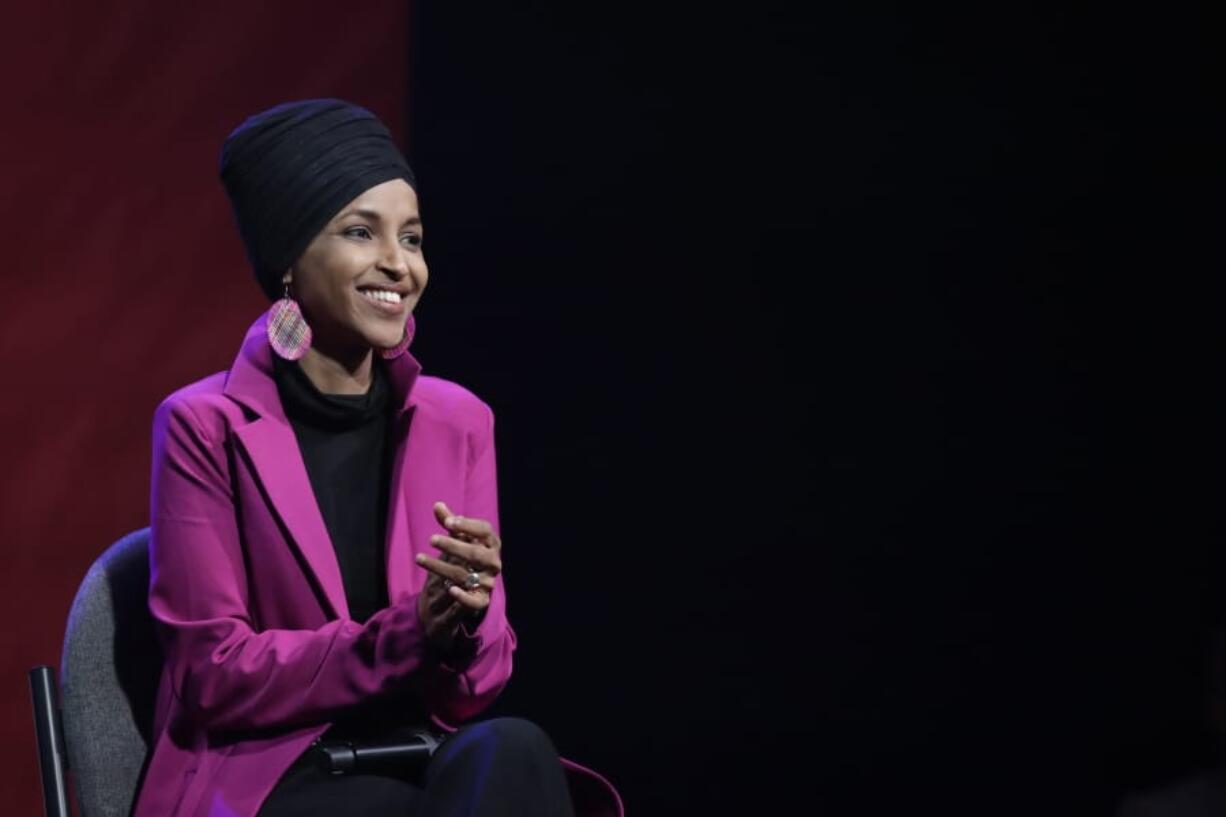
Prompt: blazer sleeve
<box><xmin>148</xmin><ymin>395</ymin><xmax>433</xmax><ymax>733</ymax></box>
<box><xmin>419</xmin><ymin>400</ymin><xmax>517</xmax><ymax>727</ymax></box>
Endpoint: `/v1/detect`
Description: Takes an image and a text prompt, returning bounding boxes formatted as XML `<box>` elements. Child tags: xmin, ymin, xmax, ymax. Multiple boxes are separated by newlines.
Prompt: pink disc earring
<box><xmin>379</xmin><ymin>314</ymin><xmax>416</xmax><ymax>360</ymax></box>
<box><xmin>267</xmin><ymin>283</ymin><xmax>313</xmax><ymax>360</ymax></box>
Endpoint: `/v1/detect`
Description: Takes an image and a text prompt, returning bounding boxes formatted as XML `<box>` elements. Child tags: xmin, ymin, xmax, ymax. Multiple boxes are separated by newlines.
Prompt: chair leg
<box><xmin>29</xmin><ymin>666</ymin><xmax>71</xmax><ymax>817</ymax></box>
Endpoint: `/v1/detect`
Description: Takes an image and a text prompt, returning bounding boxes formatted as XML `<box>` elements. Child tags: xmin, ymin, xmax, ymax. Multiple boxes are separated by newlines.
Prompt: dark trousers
<box><xmin>257</xmin><ymin>717</ymin><xmax>576</xmax><ymax>817</ymax></box>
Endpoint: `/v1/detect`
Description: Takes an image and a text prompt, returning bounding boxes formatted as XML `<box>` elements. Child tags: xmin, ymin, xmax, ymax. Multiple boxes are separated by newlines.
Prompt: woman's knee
<box><xmin>424</xmin><ymin>717</ymin><xmax>574</xmax><ymax>815</ymax></box>
<box><xmin>484</xmin><ymin>717</ymin><xmax>556</xmax><ymax>753</ymax></box>
<box><xmin>447</xmin><ymin>717</ymin><xmax>559</xmax><ymax>760</ymax></box>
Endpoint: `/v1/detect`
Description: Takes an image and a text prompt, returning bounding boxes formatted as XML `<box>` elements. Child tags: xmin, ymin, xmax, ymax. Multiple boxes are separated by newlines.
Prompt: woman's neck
<box><xmin>297</xmin><ymin>344</ymin><xmax>375</xmax><ymax>395</ymax></box>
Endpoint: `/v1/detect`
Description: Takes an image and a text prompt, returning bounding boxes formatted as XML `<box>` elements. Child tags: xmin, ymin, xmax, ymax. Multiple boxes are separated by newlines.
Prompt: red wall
<box><xmin>0</xmin><ymin>3</ymin><xmax>409</xmax><ymax>809</ymax></box>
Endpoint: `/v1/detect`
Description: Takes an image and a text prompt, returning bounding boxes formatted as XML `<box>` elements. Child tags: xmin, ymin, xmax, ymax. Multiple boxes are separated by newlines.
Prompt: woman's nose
<box><xmin>377</xmin><ymin>237</ymin><xmax>409</xmax><ymax>277</ymax></box>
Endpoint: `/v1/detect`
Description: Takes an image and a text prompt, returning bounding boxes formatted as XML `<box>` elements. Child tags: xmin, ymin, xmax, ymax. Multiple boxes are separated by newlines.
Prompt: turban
<box><xmin>219</xmin><ymin>98</ymin><xmax>416</xmax><ymax>301</ymax></box>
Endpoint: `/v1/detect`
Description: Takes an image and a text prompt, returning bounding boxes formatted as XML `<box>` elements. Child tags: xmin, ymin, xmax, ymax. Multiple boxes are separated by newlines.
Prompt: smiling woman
<box><xmin>130</xmin><ymin>99</ymin><xmax>621</xmax><ymax>817</ymax></box>
<box><xmin>286</xmin><ymin>180</ymin><xmax>428</xmax><ymax>394</ymax></box>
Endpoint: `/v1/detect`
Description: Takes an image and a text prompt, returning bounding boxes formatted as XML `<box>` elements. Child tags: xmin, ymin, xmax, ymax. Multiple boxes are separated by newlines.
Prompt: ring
<box><xmin>462</xmin><ymin>569</ymin><xmax>482</xmax><ymax>591</ymax></box>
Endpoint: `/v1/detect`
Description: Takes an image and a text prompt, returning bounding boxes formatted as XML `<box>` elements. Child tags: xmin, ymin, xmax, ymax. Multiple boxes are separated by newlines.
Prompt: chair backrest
<box><xmin>59</xmin><ymin>528</ymin><xmax>162</xmax><ymax>817</ymax></box>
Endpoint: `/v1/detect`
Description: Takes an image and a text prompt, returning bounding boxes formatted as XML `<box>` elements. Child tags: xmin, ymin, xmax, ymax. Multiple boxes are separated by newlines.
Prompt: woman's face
<box><xmin>286</xmin><ymin>178</ymin><xmax>427</xmax><ymax>357</ymax></box>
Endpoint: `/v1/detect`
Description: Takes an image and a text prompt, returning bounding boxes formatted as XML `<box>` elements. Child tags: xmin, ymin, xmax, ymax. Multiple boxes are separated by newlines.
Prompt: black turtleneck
<box><xmin>272</xmin><ymin>355</ymin><xmax>393</xmax><ymax>624</ymax></box>
<box><xmin>268</xmin><ymin>356</ymin><xmax>430</xmax><ymax>752</ymax></box>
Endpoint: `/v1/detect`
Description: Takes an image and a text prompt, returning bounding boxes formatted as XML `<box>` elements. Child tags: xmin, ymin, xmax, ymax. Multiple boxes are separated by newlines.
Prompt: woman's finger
<box><xmin>446</xmin><ymin>584</ymin><xmax>493</xmax><ymax>611</ymax></box>
<box><xmin>429</xmin><ymin>535</ymin><xmax>502</xmax><ymax>575</ymax></box>
<box><xmin>433</xmin><ymin>501</ymin><xmax>501</xmax><ymax>550</ymax></box>
<box><xmin>445</xmin><ymin>515</ymin><xmax>499</xmax><ymax>547</ymax></box>
<box><xmin>433</xmin><ymin>501</ymin><xmax>455</xmax><ymax>528</ymax></box>
<box><xmin>415</xmin><ymin>554</ymin><xmax>498</xmax><ymax>591</ymax></box>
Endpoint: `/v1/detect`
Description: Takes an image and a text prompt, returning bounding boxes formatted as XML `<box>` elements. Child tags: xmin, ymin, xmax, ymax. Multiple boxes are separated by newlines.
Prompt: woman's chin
<box><xmin>366</xmin><ymin>326</ymin><xmax>406</xmax><ymax>352</ymax></box>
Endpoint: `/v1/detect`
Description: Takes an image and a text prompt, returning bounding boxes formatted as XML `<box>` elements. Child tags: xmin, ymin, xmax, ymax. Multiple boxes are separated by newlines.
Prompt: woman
<box><xmin>133</xmin><ymin>99</ymin><xmax>621</xmax><ymax>817</ymax></box>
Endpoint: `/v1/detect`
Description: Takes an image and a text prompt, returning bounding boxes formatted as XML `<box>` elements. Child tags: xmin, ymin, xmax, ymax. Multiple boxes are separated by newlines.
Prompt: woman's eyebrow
<box><xmin>339</xmin><ymin>208</ymin><xmax>422</xmax><ymax>227</ymax></box>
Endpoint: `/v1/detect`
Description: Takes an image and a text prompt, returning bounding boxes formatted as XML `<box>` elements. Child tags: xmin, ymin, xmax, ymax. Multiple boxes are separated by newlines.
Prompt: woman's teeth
<box><xmin>360</xmin><ymin>289</ymin><xmax>402</xmax><ymax>304</ymax></box>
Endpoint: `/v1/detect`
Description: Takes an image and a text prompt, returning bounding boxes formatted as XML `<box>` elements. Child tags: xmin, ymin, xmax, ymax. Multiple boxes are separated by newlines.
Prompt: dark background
<box><xmin>405</xmin><ymin>3</ymin><xmax>1220</xmax><ymax>814</ymax></box>
<box><xmin>2</xmin><ymin>2</ymin><xmax>1220</xmax><ymax>815</ymax></box>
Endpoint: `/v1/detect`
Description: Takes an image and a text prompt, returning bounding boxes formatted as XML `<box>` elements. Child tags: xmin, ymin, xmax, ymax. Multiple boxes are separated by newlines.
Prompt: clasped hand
<box><xmin>414</xmin><ymin>500</ymin><xmax>502</xmax><ymax>660</ymax></box>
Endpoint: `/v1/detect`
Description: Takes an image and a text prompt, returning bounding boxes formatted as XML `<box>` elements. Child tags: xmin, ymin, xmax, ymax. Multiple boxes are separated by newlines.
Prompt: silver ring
<box><xmin>463</xmin><ymin>569</ymin><xmax>482</xmax><ymax>591</ymax></box>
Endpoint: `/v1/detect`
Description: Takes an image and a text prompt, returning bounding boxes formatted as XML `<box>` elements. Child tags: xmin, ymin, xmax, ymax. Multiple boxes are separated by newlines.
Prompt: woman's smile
<box><xmin>285</xmin><ymin>178</ymin><xmax>428</xmax><ymax>370</ymax></box>
<box><xmin>357</xmin><ymin>285</ymin><xmax>408</xmax><ymax>316</ymax></box>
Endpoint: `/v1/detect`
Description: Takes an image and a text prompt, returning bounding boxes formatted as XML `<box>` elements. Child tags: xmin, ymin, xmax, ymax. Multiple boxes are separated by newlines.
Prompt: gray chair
<box><xmin>30</xmin><ymin>528</ymin><xmax>162</xmax><ymax>817</ymax></box>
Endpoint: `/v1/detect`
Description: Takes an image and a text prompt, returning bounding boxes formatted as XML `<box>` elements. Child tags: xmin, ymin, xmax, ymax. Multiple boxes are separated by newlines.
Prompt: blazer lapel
<box><xmin>384</xmin><ymin>409</ymin><xmax>416</xmax><ymax>604</ymax></box>
<box><xmin>222</xmin><ymin>314</ymin><xmax>350</xmax><ymax>619</ymax></box>
<box><xmin>233</xmin><ymin>418</ymin><xmax>350</xmax><ymax>619</ymax></box>
<box><xmin>382</xmin><ymin>341</ymin><xmax>424</xmax><ymax>605</ymax></box>
<box><xmin>221</xmin><ymin>311</ymin><xmax>426</xmax><ymax>618</ymax></box>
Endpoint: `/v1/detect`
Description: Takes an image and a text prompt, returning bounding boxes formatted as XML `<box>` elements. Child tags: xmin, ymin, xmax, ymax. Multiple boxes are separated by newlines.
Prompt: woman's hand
<box><xmin>415</xmin><ymin>500</ymin><xmax>502</xmax><ymax>660</ymax></box>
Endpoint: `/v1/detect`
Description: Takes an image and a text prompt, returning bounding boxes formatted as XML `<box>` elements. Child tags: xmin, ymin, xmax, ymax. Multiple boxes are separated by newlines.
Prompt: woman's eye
<box><xmin>344</xmin><ymin>226</ymin><xmax>372</xmax><ymax>239</ymax></box>
<box><xmin>401</xmin><ymin>233</ymin><xmax>423</xmax><ymax>248</ymax></box>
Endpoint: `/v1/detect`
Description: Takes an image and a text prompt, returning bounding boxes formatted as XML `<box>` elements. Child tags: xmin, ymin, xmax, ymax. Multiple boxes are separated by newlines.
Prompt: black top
<box><xmin>270</xmin><ymin>356</ymin><xmax>429</xmax><ymax>749</ymax></box>
<box><xmin>272</xmin><ymin>355</ymin><xmax>393</xmax><ymax>624</ymax></box>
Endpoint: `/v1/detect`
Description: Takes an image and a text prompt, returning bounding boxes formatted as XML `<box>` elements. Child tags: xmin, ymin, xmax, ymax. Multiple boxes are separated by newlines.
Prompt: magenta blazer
<box><xmin>133</xmin><ymin>313</ymin><xmax>622</xmax><ymax>817</ymax></box>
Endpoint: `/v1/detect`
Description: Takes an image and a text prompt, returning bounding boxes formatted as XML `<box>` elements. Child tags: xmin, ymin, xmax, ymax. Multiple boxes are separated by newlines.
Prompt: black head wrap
<box><xmin>218</xmin><ymin>98</ymin><xmax>417</xmax><ymax>301</ymax></box>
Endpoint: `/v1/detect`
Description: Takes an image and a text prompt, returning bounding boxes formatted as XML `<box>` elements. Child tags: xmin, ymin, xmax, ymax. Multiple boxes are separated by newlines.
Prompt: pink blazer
<box><xmin>133</xmin><ymin>313</ymin><xmax>622</xmax><ymax>817</ymax></box>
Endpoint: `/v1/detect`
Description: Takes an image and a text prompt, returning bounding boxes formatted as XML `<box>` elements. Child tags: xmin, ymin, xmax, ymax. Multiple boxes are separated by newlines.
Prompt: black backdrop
<box><xmin>404</xmin><ymin>4</ymin><xmax>1219</xmax><ymax>814</ymax></box>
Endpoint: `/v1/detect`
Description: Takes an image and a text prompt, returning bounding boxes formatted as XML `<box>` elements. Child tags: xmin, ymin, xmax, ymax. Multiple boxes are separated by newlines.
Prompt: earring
<box><xmin>379</xmin><ymin>314</ymin><xmax>416</xmax><ymax>360</ymax></box>
<box><xmin>267</xmin><ymin>283</ymin><xmax>312</xmax><ymax>360</ymax></box>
